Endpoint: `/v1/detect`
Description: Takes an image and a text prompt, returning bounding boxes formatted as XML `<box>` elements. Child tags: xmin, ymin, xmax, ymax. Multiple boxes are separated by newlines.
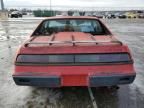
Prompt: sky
<box><xmin>1</xmin><ymin>0</ymin><xmax>144</xmax><ymax>10</ymax></box>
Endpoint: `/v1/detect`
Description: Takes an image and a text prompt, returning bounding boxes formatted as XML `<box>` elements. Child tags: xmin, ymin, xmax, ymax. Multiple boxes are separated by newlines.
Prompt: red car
<box><xmin>13</xmin><ymin>16</ymin><xmax>136</xmax><ymax>87</ymax></box>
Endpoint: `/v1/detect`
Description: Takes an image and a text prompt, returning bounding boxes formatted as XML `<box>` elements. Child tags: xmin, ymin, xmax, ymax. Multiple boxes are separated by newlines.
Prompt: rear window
<box><xmin>16</xmin><ymin>53</ymin><xmax>131</xmax><ymax>65</ymax></box>
<box><xmin>33</xmin><ymin>19</ymin><xmax>110</xmax><ymax>36</ymax></box>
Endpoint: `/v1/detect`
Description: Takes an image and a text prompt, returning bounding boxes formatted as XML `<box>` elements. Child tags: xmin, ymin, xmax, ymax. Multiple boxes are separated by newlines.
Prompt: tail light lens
<box><xmin>75</xmin><ymin>54</ymin><xmax>131</xmax><ymax>63</ymax></box>
<box><xmin>16</xmin><ymin>55</ymin><xmax>74</xmax><ymax>63</ymax></box>
<box><xmin>16</xmin><ymin>53</ymin><xmax>131</xmax><ymax>64</ymax></box>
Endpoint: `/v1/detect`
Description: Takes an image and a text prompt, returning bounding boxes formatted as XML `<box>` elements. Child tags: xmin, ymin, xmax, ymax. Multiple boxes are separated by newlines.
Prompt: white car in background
<box><xmin>72</xmin><ymin>12</ymin><xmax>80</xmax><ymax>16</ymax></box>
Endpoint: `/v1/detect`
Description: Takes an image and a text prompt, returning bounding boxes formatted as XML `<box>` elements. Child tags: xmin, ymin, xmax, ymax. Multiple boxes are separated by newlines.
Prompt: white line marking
<box><xmin>88</xmin><ymin>87</ymin><xmax>98</xmax><ymax>108</ymax></box>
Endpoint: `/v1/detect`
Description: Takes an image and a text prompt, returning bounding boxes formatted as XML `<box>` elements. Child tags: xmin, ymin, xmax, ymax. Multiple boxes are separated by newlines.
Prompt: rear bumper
<box><xmin>13</xmin><ymin>76</ymin><xmax>60</xmax><ymax>87</ymax></box>
<box><xmin>13</xmin><ymin>74</ymin><xmax>136</xmax><ymax>87</ymax></box>
<box><xmin>89</xmin><ymin>75</ymin><xmax>135</xmax><ymax>87</ymax></box>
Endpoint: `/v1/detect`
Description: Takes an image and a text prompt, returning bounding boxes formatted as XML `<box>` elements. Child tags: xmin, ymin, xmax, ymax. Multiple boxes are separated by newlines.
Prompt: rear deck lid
<box><xmin>24</xmin><ymin>32</ymin><xmax>122</xmax><ymax>47</ymax></box>
<box><xmin>18</xmin><ymin>32</ymin><xmax>128</xmax><ymax>54</ymax></box>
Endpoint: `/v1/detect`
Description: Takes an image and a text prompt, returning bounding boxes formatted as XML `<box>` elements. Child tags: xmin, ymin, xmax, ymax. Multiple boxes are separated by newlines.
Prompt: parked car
<box><xmin>106</xmin><ymin>14</ymin><xmax>116</xmax><ymax>19</ymax></box>
<box><xmin>11</xmin><ymin>11</ymin><xmax>23</xmax><ymax>18</ymax></box>
<box><xmin>84</xmin><ymin>12</ymin><xmax>93</xmax><ymax>16</ymax></box>
<box><xmin>118</xmin><ymin>14</ymin><xmax>127</xmax><ymax>19</ymax></box>
<box><xmin>13</xmin><ymin>16</ymin><xmax>136</xmax><ymax>87</ymax></box>
<box><xmin>114</xmin><ymin>13</ymin><xmax>120</xmax><ymax>18</ymax></box>
<box><xmin>72</xmin><ymin>12</ymin><xmax>80</xmax><ymax>16</ymax></box>
<box><xmin>138</xmin><ymin>14</ymin><xmax>144</xmax><ymax>18</ymax></box>
<box><xmin>125</xmin><ymin>12</ymin><xmax>138</xmax><ymax>18</ymax></box>
<box><xmin>61</xmin><ymin>12</ymin><xmax>68</xmax><ymax>16</ymax></box>
<box><xmin>22</xmin><ymin>12</ymin><xmax>27</xmax><ymax>15</ymax></box>
<box><xmin>93</xmin><ymin>12</ymin><xmax>103</xmax><ymax>18</ymax></box>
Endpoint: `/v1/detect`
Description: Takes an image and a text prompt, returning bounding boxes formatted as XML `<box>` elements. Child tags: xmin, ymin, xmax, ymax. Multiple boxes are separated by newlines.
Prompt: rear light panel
<box><xmin>16</xmin><ymin>55</ymin><xmax>74</xmax><ymax>63</ymax></box>
<box><xmin>16</xmin><ymin>53</ymin><xmax>132</xmax><ymax>65</ymax></box>
<box><xmin>75</xmin><ymin>54</ymin><xmax>130</xmax><ymax>63</ymax></box>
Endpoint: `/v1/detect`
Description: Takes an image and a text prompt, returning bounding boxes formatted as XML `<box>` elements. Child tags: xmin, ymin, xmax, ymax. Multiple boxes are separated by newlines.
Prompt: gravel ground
<box><xmin>0</xmin><ymin>18</ymin><xmax>144</xmax><ymax>108</ymax></box>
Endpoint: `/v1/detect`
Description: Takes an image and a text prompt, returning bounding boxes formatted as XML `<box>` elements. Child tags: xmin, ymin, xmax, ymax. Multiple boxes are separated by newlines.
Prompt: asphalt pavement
<box><xmin>0</xmin><ymin>18</ymin><xmax>144</xmax><ymax>108</ymax></box>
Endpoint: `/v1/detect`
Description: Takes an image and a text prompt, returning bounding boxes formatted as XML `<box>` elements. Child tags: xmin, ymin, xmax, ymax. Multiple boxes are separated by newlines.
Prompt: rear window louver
<box><xmin>24</xmin><ymin>35</ymin><xmax>122</xmax><ymax>47</ymax></box>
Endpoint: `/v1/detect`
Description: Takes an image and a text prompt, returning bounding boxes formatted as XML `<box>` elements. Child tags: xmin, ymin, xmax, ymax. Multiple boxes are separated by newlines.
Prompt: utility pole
<box><xmin>50</xmin><ymin>0</ymin><xmax>52</xmax><ymax>11</ymax></box>
<box><xmin>0</xmin><ymin>0</ymin><xmax>8</xmax><ymax>20</ymax></box>
<box><xmin>0</xmin><ymin>0</ymin><xmax>4</xmax><ymax>10</ymax></box>
<box><xmin>50</xmin><ymin>0</ymin><xmax>52</xmax><ymax>16</ymax></box>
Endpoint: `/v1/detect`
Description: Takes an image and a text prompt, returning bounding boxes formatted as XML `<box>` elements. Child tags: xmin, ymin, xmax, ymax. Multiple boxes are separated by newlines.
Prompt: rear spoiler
<box><xmin>24</xmin><ymin>36</ymin><xmax>122</xmax><ymax>47</ymax></box>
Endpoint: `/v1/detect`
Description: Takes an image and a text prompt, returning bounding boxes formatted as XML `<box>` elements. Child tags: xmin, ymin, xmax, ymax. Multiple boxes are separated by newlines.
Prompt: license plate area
<box><xmin>62</xmin><ymin>75</ymin><xmax>87</xmax><ymax>86</ymax></box>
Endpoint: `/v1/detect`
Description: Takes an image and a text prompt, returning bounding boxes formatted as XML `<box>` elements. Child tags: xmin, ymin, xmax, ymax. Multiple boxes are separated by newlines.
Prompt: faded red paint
<box><xmin>13</xmin><ymin>16</ymin><xmax>136</xmax><ymax>87</ymax></box>
<box><xmin>15</xmin><ymin>64</ymin><xmax>134</xmax><ymax>76</ymax></box>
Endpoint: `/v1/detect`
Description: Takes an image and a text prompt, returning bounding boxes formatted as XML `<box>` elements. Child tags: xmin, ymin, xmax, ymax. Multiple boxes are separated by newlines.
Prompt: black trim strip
<box><xmin>15</xmin><ymin>53</ymin><xmax>133</xmax><ymax>66</ymax></box>
<box><xmin>15</xmin><ymin>61</ymin><xmax>133</xmax><ymax>66</ymax></box>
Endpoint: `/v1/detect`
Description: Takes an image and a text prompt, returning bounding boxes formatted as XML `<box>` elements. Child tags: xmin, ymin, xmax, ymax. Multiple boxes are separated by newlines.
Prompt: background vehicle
<box><xmin>11</xmin><ymin>11</ymin><xmax>23</xmax><ymax>18</ymax></box>
<box><xmin>72</xmin><ymin>12</ymin><xmax>80</xmax><ymax>16</ymax></box>
<box><xmin>106</xmin><ymin>13</ymin><xmax>116</xmax><ymax>19</ymax></box>
<box><xmin>61</xmin><ymin>12</ymin><xmax>68</xmax><ymax>16</ymax></box>
<box><xmin>138</xmin><ymin>13</ymin><xmax>144</xmax><ymax>18</ymax></box>
<box><xmin>84</xmin><ymin>12</ymin><xmax>92</xmax><ymax>16</ymax></box>
<box><xmin>93</xmin><ymin>12</ymin><xmax>103</xmax><ymax>18</ymax></box>
<box><xmin>125</xmin><ymin>12</ymin><xmax>138</xmax><ymax>18</ymax></box>
<box><xmin>22</xmin><ymin>12</ymin><xmax>27</xmax><ymax>15</ymax></box>
<box><xmin>118</xmin><ymin>14</ymin><xmax>127</xmax><ymax>19</ymax></box>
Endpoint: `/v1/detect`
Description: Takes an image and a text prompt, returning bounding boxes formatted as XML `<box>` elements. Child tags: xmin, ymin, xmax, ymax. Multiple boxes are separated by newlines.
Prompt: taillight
<box><xmin>16</xmin><ymin>53</ymin><xmax>131</xmax><ymax>64</ymax></box>
<box><xmin>16</xmin><ymin>55</ymin><xmax>74</xmax><ymax>63</ymax></box>
<box><xmin>75</xmin><ymin>54</ymin><xmax>131</xmax><ymax>63</ymax></box>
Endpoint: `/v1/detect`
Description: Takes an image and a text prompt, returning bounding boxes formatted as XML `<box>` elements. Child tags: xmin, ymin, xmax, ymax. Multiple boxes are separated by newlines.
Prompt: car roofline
<box><xmin>43</xmin><ymin>16</ymin><xmax>100</xmax><ymax>20</ymax></box>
